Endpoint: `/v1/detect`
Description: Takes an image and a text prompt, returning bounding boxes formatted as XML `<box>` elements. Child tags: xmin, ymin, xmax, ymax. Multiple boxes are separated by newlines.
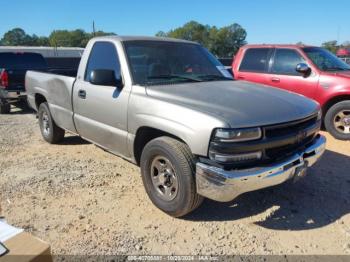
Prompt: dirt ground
<box><xmin>0</xmin><ymin>106</ymin><xmax>350</xmax><ymax>256</ymax></box>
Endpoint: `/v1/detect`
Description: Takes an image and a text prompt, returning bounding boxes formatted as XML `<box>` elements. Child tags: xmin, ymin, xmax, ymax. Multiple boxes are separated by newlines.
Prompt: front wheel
<box><xmin>324</xmin><ymin>101</ymin><xmax>350</xmax><ymax>140</ymax></box>
<box><xmin>140</xmin><ymin>136</ymin><xmax>203</xmax><ymax>217</ymax></box>
<box><xmin>38</xmin><ymin>102</ymin><xmax>65</xmax><ymax>144</ymax></box>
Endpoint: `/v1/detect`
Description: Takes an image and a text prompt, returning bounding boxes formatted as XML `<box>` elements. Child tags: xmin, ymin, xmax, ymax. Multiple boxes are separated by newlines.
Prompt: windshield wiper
<box><xmin>147</xmin><ymin>74</ymin><xmax>202</xmax><ymax>82</ymax></box>
<box><xmin>197</xmin><ymin>74</ymin><xmax>233</xmax><ymax>81</ymax></box>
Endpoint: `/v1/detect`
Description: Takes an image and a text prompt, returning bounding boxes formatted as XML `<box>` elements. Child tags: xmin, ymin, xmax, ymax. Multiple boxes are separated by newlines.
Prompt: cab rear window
<box><xmin>239</xmin><ymin>48</ymin><xmax>273</xmax><ymax>73</ymax></box>
<box><xmin>0</xmin><ymin>53</ymin><xmax>47</xmax><ymax>70</ymax></box>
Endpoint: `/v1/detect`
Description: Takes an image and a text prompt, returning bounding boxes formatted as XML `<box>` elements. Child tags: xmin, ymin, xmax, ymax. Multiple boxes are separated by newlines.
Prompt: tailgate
<box><xmin>6</xmin><ymin>69</ymin><xmax>26</xmax><ymax>91</ymax></box>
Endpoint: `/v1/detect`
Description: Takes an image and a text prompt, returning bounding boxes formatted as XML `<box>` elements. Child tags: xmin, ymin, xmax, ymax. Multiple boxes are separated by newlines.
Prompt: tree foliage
<box><xmin>156</xmin><ymin>21</ymin><xmax>247</xmax><ymax>57</ymax></box>
<box><xmin>321</xmin><ymin>40</ymin><xmax>338</xmax><ymax>54</ymax></box>
<box><xmin>0</xmin><ymin>28</ymin><xmax>115</xmax><ymax>47</ymax></box>
<box><xmin>157</xmin><ymin>21</ymin><xmax>210</xmax><ymax>46</ymax></box>
<box><xmin>0</xmin><ymin>28</ymin><xmax>34</xmax><ymax>46</ymax></box>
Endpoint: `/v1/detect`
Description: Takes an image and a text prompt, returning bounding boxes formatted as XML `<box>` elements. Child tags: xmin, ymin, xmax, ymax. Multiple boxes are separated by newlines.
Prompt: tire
<box><xmin>324</xmin><ymin>101</ymin><xmax>350</xmax><ymax>140</ymax></box>
<box><xmin>0</xmin><ymin>100</ymin><xmax>11</xmax><ymax>114</ymax></box>
<box><xmin>140</xmin><ymin>136</ymin><xmax>204</xmax><ymax>217</ymax></box>
<box><xmin>38</xmin><ymin>102</ymin><xmax>65</xmax><ymax>144</ymax></box>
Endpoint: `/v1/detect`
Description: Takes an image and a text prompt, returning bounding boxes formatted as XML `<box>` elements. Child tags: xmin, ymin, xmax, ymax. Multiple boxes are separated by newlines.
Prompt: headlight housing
<box><xmin>209</xmin><ymin>127</ymin><xmax>263</xmax><ymax>164</ymax></box>
<box><xmin>213</xmin><ymin>127</ymin><xmax>262</xmax><ymax>142</ymax></box>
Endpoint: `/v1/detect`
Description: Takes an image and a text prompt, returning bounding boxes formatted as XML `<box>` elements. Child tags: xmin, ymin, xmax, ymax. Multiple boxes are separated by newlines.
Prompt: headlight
<box><xmin>214</xmin><ymin>127</ymin><xmax>262</xmax><ymax>142</ymax></box>
<box><xmin>210</xmin><ymin>127</ymin><xmax>263</xmax><ymax>163</ymax></box>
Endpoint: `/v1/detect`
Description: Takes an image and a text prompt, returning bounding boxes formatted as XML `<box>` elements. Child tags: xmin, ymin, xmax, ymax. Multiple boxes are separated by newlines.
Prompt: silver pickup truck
<box><xmin>26</xmin><ymin>36</ymin><xmax>326</xmax><ymax>217</ymax></box>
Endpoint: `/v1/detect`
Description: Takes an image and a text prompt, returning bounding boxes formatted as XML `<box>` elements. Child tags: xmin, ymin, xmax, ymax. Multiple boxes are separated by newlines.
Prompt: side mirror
<box><xmin>296</xmin><ymin>63</ymin><xmax>311</xmax><ymax>77</ymax></box>
<box><xmin>89</xmin><ymin>69</ymin><xmax>123</xmax><ymax>88</ymax></box>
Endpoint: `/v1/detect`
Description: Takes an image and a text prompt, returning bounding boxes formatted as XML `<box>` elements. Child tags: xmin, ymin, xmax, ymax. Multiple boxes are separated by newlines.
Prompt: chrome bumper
<box><xmin>196</xmin><ymin>135</ymin><xmax>326</xmax><ymax>202</ymax></box>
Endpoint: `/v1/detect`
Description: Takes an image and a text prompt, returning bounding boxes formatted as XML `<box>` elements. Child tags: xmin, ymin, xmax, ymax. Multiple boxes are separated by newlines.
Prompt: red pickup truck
<box><xmin>232</xmin><ymin>45</ymin><xmax>350</xmax><ymax>140</ymax></box>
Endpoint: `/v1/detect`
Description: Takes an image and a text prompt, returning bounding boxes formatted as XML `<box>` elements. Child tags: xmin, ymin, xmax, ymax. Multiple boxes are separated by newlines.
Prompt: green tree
<box><xmin>30</xmin><ymin>35</ymin><xmax>50</xmax><ymax>46</ymax></box>
<box><xmin>156</xmin><ymin>21</ymin><xmax>247</xmax><ymax>57</ymax></box>
<box><xmin>49</xmin><ymin>30</ymin><xmax>75</xmax><ymax>47</ymax></box>
<box><xmin>158</xmin><ymin>21</ymin><xmax>210</xmax><ymax>46</ymax></box>
<box><xmin>209</xmin><ymin>23</ymin><xmax>247</xmax><ymax>57</ymax></box>
<box><xmin>0</xmin><ymin>28</ymin><xmax>115</xmax><ymax>47</ymax></box>
<box><xmin>155</xmin><ymin>31</ymin><xmax>167</xmax><ymax>37</ymax></box>
<box><xmin>0</xmin><ymin>28</ymin><xmax>32</xmax><ymax>46</ymax></box>
<box><xmin>49</xmin><ymin>29</ymin><xmax>115</xmax><ymax>47</ymax></box>
<box><xmin>321</xmin><ymin>40</ymin><xmax>338</xmax><ymax>54</ymax></box>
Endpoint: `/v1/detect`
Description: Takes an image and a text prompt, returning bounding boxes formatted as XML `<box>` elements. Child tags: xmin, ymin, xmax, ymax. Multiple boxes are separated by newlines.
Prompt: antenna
<box><xmin>93</xmin><ymin>21</ymin><xmax>96</xmax><ymax>37</ymax></box>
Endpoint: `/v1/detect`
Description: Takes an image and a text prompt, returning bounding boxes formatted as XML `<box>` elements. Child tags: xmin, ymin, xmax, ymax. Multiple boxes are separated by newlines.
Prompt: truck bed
<box><xmin>26</xmin><ymin>70</ymin><xmax>77</xmax><ymax>133</ymax></box>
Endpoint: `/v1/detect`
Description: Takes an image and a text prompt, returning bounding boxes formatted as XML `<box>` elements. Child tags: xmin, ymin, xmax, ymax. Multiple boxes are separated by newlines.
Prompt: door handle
<box><xmin>237</xmin><ymin>75</ymin><xmax>245</xmax><ymax>80</ymax></box>
<box><xmin>78</xmin><ymin>89</ymin><xmax>86</xmax><ymax>99</ymax></box>
<box><xmin>271</xmin><ymin>77</ymin><xmax>280</xmax><ymax>83</ymax></box>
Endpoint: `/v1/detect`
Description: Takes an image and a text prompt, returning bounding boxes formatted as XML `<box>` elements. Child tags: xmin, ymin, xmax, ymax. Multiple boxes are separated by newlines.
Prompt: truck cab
<box><xmin>232</xmin><ymin>45</ymin><xmax>350</xmax><ymax>140</ymax></box>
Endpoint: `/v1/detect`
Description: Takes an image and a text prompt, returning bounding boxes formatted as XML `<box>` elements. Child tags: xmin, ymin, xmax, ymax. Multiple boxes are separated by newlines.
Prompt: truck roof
<box><xmin>240</xmin><ymin>44</ymin><xmax>316</xmax><ymax>49</ymax></box>
<box><xmin>92</xmin><ymin>35</ymin><xmax>198</xmax><ymax>44</ymax></box>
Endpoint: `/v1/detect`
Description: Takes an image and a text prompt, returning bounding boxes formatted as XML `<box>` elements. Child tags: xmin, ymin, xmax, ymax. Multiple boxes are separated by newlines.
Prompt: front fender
<box><xmin>128</xmin><ymin>90</ymin><xmax>229</xmax><ymax>157</ymax></box>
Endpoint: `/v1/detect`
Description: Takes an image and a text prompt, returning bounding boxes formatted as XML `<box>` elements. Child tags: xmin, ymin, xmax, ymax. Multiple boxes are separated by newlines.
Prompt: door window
<box><xmin>84</xmin><ymin>42</ymin><xmax>121</xmax><ymax>82</ymax></box>
<box><xmin>239</xmin><ymin>48</ymin><xmax>273</xmax><ymax>73</ymax></box>
<box><xmin>271</xmin><ymin>49</ymin><xmax>305</xmax><ymax>75</ymax></box>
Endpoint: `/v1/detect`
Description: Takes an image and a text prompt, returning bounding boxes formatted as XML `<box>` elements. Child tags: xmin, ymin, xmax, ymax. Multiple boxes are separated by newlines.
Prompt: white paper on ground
<box><xmin>0</xmin><ymin>220</ymin><xmax>23</xmax><ymax>242</ymax></box>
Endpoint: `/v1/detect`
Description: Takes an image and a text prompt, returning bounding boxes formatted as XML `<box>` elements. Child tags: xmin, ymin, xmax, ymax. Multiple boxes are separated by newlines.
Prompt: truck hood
<box><xmin>145</xmin><ymin>80</ymin><xmax>319</xmax><ymax>128</ymax></box>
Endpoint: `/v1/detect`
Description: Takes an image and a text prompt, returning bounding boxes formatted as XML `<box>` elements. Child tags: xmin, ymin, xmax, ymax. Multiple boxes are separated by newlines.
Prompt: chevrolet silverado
<box><xmin>26</xmin><ymin>36</ymin><xmax>326</xmax><ymax>217</ymax></box>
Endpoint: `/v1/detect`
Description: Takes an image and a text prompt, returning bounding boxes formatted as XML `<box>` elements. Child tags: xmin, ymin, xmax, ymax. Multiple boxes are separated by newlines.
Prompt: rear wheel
<box><xmin>325</xmin><ymin>101</ymin><xmax>350</xmax><ymax>140</ymax></box>
<box><xmin>0</xmin><ymin>100</ymin><xmax>11</xmax><ymax>114</ymax></box>
<box><xmin>140</xmin><ymin>136</ymin><xmax>203</xmax><ymax>217</ymax></box>
<box><xmin>38</xmin><ymin>102</ymin><xmax>65</xmax><ymax>144</ymax></box>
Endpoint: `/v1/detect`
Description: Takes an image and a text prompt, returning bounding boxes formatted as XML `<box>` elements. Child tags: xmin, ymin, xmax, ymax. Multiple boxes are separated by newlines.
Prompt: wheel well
<box><xmin>323</xmin><ymin>95</ymin><xmax>350</xmax><ymax>115</ymax></box>
<box><xmin>133</xmin><ymin>127</ymin><xmax>185</xmax><ymax>166</ymax></box>
<box><xmin>34</xmin><ymin>94</ymin><xmax>47</xmax><ymax>110</ymax></box>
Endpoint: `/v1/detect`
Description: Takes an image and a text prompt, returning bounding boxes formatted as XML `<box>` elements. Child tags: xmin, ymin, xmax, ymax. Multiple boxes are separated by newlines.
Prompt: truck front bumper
<box><xmin>196</xmin><ymin>135</ymin><xmax>326</xmax><ymax>202</ymax></box>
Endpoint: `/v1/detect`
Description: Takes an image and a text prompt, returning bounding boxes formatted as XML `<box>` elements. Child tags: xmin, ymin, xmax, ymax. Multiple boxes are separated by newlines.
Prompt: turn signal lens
<box><xmin>209</xmin><ymin>151</ymin><xmax>262</xmax><ymax>163</ymax></box>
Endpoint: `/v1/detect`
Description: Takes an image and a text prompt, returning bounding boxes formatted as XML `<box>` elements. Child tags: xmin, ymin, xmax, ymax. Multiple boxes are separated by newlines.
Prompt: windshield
<box><xmin>123</xmin><ymin>40</ymin><xmax>233</xmax><ymax>86</ymax></box>
<box><xmin>303</xmin><ymin>47</ymin><xmax>350</xmax><ymax>71</ymax></box>
<box><xmin>0</xmin><ymin>53</ymin><xmax>47</xmax><ymax>70</ymax></box>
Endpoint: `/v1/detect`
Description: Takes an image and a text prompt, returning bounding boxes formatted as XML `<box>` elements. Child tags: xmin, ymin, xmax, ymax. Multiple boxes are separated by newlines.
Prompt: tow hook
<box><xmin>293</xmin><ymin>162</ymin><xmax>308</xmax><ymax>182</ymax></box>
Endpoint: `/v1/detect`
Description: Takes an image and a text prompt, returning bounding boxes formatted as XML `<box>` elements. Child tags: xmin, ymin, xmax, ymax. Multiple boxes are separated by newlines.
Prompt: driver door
<box><xmin>73</xmin><ymin>41</ymin><xmax>130</xmax><ymax>156</ymax></box>
<box><xmin>268</xmin><ymin>48</ymin><xmax>319</xmax><ymax>99</ymax></box>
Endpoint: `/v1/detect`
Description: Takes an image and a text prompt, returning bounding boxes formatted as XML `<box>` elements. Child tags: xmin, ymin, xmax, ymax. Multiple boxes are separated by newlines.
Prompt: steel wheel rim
<box><xmin>334</xmin><ymin>110</ymin><xmax>350</xmax><ymax>134</ymax></box>
<box><xmin>150</xmin><ymin>156</ymin><xmax>178</xmax><ymax>201</ymax></box>
<box><xmin>42</xmin><ymin>112</ymin><xmax>50</xmax><ymax>136</ymax></box>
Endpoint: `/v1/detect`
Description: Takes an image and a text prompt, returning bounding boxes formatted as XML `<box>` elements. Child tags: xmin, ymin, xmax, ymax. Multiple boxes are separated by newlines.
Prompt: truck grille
<box><xmin>263</xmin><ymin>114</ymin><xmax>319</xmax><ymax>161</ymax></box>
<box><xmin>208</xmin><ymin>113</ymin><xmax>320</xmax><ymax>169</ymax></box>
<box><xmin>264</xmin><ymin>115</ymin><xmax>318</xmax><ymax>139</ymax></box>
<box><xmin>264</xmin><ymin>136</ymin><xmax>315</xmax><ymax>161</ymax></box>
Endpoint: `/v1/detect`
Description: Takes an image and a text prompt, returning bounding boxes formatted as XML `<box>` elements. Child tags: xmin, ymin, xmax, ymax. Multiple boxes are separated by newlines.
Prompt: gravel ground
<box><xmin>0</xmin><ymin>106</ymin><xmax>350</xmax><ymax>256</ymax></box>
